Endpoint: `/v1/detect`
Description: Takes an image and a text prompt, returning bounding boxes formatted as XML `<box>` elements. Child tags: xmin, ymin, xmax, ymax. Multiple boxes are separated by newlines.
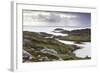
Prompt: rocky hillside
<box><xmin>23</xmin><ymin>28</ymin><xmax>91</xmax><ymax>62</ymax></box>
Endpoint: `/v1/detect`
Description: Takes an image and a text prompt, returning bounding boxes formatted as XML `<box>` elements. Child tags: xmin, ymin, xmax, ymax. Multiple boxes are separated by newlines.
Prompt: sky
<box><xmin>23</xmin><ymin>10</ymin><xmax>91</xmax><ymax>27</ymax></box>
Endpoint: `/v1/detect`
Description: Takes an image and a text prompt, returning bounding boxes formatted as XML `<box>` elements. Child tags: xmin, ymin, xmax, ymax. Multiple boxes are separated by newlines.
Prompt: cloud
<box><xmin>60</xmin><ymin>14</ymin><xmax>77</xmax><ymax>19</ymax></box>
<box><xmin>23</xmin><ymin>10</ymin><xmax>77</xmax><ymax>22</ymax></box>
<box><xmin>23</xmin><ymin>10</ymin><xmax>90</xmax><ymax>27</ymax></box>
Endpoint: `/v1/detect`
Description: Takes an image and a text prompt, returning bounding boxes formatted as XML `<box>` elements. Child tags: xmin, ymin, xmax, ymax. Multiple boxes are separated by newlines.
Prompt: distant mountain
<box><xmin>69</xmin><ymin>28</ymin><xmax>90</xmax><ymax>35</ymax></box>
<box><xmin>53</xmin><ymin>28</ymin><xmax>90</xmax><ymax>34</ymax></box>
<box><xmin>53</xmin><ymin>28</ymin><xmax>91</xmax><ymax>42</ymax></box>
<box><xmin>53</xmin><ymin>28</ymin><xmax>70</xmax><ymax>34</ymax></box>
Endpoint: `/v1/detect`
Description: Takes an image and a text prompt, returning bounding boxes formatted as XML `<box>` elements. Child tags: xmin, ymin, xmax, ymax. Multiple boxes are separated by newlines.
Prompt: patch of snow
<box><xmin>57</xmin><ymin>39</ymin><xmax>91</xmax><ymax>58</ymax></box>
<box><xmin>73</xmin><ymin>43</ymin><xmax>91</xmax><ymax>58</ymax></box>
<box><xmin>57</xmin><ymin>39</ymin><xmax>74</xmax><ymax>45</ymax></box>
<box><xmin>57</xmin><ymin>39</ymin><xmax>85</xmax><ymax>47</ymax></box>
<box><xmin>49</xmin><ymin>32</ymin><xmax>68</xmax><ymax>36</ymax></box>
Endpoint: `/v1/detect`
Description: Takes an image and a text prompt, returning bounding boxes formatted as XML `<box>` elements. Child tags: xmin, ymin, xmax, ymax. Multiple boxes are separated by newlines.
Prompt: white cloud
<box><xmin>60</xmin><ymin>14</ymin><xmax>77</xmax><ymax>19</ymax></box>
<box><xmin>23</xmin><ymin>10</ymin><xmax>90</xmax><ymax>27</ymax></box>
